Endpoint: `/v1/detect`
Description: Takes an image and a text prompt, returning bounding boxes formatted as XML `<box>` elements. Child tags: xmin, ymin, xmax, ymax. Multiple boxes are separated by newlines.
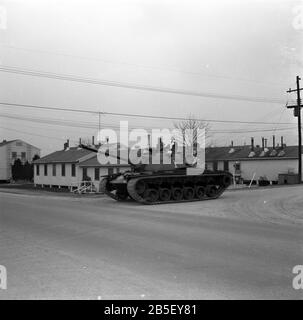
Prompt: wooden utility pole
<box><xmin>287</xmin><ymin>76</ymin><xmax>303</xmax><ymax>183</ymax></box>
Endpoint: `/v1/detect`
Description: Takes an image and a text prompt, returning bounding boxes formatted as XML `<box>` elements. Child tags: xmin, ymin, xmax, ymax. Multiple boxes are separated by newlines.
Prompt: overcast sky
<box><xmin>0</xmin><ymin>0</ymin><xmax>302</xmax><ymax>155</ymax></box>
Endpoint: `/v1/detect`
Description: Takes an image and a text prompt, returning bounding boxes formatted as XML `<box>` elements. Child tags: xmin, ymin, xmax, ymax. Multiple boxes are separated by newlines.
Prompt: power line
<box><xmin>0</xmin><ymin>65</ymin><xmax>285</xmax><ymax>104</ymax></box>
<box><xmin>0</xmin><ymin>126</ymin><xmax>75</xmax><ymax>142</ymax></box>
<box><xmin>0</xmin><ymin>44</ymin><xmax>285</xmax><ymax>87</ymax></box>
<box><xmin>0</xmin><ymin>113</ymin><xmax>99</xmax><ymax>129</ymax></box>
<box><xmin>0</xmin><ymin>112</ymin><xmax>298</xmax><ymax>135</ymax></box>
<box><xmin>212</xmin><ymin>127</ymin><xmax>298</xmax><ymax>134</ymax></box>
<box><xmin>273</xmin><ymin>108</ymin><xmax>287</xmax><ymax>135</ymax></box>
<box><xmin>0</xmin><ymin>120</ymin><xmax>88</xmax><ymax>135</ymax></box>
<box><xmin>0</xmin><ymin>113</ymin><xmax>173</xmax><ymax>130</ymax></box>
<box><xmin>0</xmin><ymin>101</ymin><xmax>295</xmax><ymax>125</ymax></box>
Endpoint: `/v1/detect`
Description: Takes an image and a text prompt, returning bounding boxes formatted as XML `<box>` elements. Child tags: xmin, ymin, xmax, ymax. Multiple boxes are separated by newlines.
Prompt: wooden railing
<box><xmin>70</xmin><ymin>181</ymin><xmax>97</xmax><ymax>194</ymax></box>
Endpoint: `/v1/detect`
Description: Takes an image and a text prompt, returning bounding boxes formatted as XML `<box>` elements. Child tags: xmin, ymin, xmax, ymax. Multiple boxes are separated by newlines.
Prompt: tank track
<box><xmin>101</xmin><ymin>172</ymin><xmax>232</xmax><ymax>205</ymax></box>
<box><xmin>100</xmin><ymin>177</ymin><xmax>121</xmax><ymax>202</ymax></box>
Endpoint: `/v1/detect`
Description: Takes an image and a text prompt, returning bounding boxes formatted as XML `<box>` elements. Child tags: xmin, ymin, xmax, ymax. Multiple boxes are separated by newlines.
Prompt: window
<box><xmin>94</xmin><ymin>168</ymin><xmax>100</xmax><ymax>180</ymax></box>
<box><xmin>234</xmin><ymin>162</ymin><xmax>241</xmax><ymax>172</ymax></box>
<box><xmin>82</xmin><ymin>168</ymin><xmax>87</xmax><ymax>180</ymax></box>
<box><xmin>108</xmin><ymin>168</ymin><xmax>114</xmax><ymax>175</ymax></box>
<box><xmin>71</xmin><ymin>164</ymin><xmax>76</xmax><ymax>177</ymax></box>
<box><xmin>36</xmin><ymin>165</ymin><xmax>40</xmax><ymax>176</ymax></box>
<box><xmin>21</xmin><ymin>152</ymin><xmax>26</xmax><ymax>158</ymax></box>
<box><xmin>52</xmin><ymin>164</ymin><xmax>56</xmax><ymax>176</ymax></box>
<box><xmin>12</xmin><ymin>152</ymin><xmax>17</xmax><ymax>158</ymax></box>
<box><xmin>61</xmin><ymin>164</ymin><xmax>65</xmax><ymax>176</ymax></box>
<box><xmin>16</xmin><ymin>142</ymin><xmax>22</xmax><ymax>146</ymax></box>
<box><xmin>213</xmin><ymin>161</ymin><xmax>218</xmax><ymax>171</ymax></box>
<box><xmin>224</xmin><ymin>161</ymin><xmax>229</xmax><ymax>171</ymax></box>
<box><xmin>44</xmin><ymin>164</ymin><xmax>48</xmax><ymax>176</ymax></box>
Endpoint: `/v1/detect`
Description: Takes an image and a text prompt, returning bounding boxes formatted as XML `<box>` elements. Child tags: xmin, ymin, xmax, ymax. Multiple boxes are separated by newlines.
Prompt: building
<box><xmin>205</xmin><ymin>137</ymin><xmax>303</xmax><ymax>184</ymax></box>
<box><xmin>33</xmin><ymin>142</ymin><xmax>130</xmax><ymax>192</ymax></box>
<box><xmin>0</xmin><ymin>139</ymin><xmax>40</xmax><ymax>181</ymax></box>
<box><xmin>33</xmin><ymin>135</ymin><xmax>303</xmax><ymax>190</ymax></box>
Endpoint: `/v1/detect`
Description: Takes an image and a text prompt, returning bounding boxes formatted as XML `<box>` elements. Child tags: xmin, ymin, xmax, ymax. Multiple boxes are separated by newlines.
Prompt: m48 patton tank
<box><xmin>80</xmin><ymin>144</ymin><xmax>232</xmax><ymax>205</ymax></box>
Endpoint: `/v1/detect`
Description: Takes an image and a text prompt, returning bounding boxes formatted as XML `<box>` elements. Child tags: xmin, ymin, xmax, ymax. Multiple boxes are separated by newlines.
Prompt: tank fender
<box><xmin>110</xmin><ymin>175</ymin><xmax>128</xmax><ymax>184</ymax></box>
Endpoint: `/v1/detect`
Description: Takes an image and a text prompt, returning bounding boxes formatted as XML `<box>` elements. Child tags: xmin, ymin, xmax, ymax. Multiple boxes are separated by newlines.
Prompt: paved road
<box><xmin>0</xmin><ymin>186</ymin><xmax>302</xmax><ymax>299</ymax></box>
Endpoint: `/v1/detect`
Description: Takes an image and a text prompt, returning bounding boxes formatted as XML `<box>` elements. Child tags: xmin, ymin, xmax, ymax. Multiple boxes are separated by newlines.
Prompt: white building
<box><xmin>205</xmin><ymin>137</ymin><xmax>303</xmax><ymax>184</ymax></box>
<box><xmin>0</xmin><ymin>139</ymin><xmax>40</xmax><ymax>181</ymax></box>
<box><xmin>33</xmin><ymin>144</ymin><xmax>130</xmax><ymax>192</ymax></box>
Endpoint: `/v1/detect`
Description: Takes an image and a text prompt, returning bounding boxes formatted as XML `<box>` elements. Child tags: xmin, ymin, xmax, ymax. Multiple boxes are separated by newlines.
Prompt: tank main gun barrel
<box><xmin>79</xmin><ymin>144</ymin><xmax>98</xmax><ymax>153</ymax></box>
<box><xmin>79</xmin><ymin>143</ymin><xmax>132</xmax><ymax>165</ymax></box>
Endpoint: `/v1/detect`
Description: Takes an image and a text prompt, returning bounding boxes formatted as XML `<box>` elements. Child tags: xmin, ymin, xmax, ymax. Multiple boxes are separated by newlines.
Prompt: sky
<box><xmin>0</xmin><ymin>0</ymin><xmax>302</xmax><ymax>155</ymax></box>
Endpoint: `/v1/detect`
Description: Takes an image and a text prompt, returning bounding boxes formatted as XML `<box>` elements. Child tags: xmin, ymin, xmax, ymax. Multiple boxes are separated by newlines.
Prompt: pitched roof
<box><xmin>33</xmin><ymin>143</ymin><xmax>301</xmax><ymax>166</ymax></box>
<box><xmin>0</xmin><ymin>139</ymin><xmax>40</xmax><ymax>149</ymax></box>
<box><xmin>0</xmin><ymin>139</ymin><xmax>17</xmax><ymax>147</ymax></box>
<box><xmin>34</xmin><ymin>147</ymin><xmax>93</xmax><ymax>164</ymax></box>
<box><xmin>205</xmin><ymin>145</ymin><xmax>301</xmax><ymax>161</ymax></box>
<box><xmin>79</xmin><ymin>155</ymin><xmax>131</xmax><ymax>167</ymax></box>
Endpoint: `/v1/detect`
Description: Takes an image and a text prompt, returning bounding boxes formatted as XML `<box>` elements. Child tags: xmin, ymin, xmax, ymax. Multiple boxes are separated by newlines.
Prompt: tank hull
<box><xmin>100</xmin><ymin>171</ymin><xmax>232</xmax><ymax>205</ymax></box>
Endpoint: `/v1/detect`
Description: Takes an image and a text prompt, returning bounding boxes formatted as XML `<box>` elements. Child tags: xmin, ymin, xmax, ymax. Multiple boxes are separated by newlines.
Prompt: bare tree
<box><xmin>173</xmin><ymin>114</ymin><xmax>211</xmax><ymax>148</ymax></box>
<box><xmin>79</xmin><ymin>137</ymin><xmax>93</xmax><ymax>146</ymax></box>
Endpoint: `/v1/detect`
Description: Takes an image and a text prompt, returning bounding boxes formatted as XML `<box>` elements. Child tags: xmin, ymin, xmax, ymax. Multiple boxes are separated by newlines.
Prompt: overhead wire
<box><xmin>0</xmin><ymin>44</ymin><xmax>286</xmax><ymax>87</ymax></box>
<box><xmin>0</xmin><ymin>101</ymin><xmax>294</xmax><ymax>125</ymax></box>
<box><xmin>0</xmin><ymin>66</ymin><xmax>285</xmax><ymax>104</ymax></box>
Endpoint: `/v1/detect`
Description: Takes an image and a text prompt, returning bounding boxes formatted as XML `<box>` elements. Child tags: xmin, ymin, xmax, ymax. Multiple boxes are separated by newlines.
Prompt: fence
<box><xmin>70</xmin><ymin>181</ymin><xmax>97</xmax><ymax>194</ymax></box>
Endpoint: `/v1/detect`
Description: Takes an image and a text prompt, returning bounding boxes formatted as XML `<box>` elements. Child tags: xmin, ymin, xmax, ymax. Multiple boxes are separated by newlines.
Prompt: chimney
<box><xmin>262</xmin><ymin>137</ymin><xmax>265</xmax><ymax>150</ymax></box>
<box><xmin>273</xmin><ymin>135</ymin><xmax>275</xmax><ymax>149</ymax></box>
<box><xmin>63</xmin><ymin>139</ymin><xmax>69</xmax><ymax>150</ymax></box>
<box><xmin>281</xmin><ymin>136</ymin><xmax>284</xmax><ymax>148</ymax></box>
<box><xmin>231</xmin><ymin>140</ymin><xmax>234</xmax><ymax>147</ymax></box>
<box><xmin>264</xmin><ymin>138</ymin><xmax>267</xmax><ymax>149</ymax></box>
<box><xmin>92</xmin><ymin>136</ymin><xmax>95</xmax><ymax>146</ymax></box>
<box><xmin>159</xmin><ymin>137</ymin><xmax>163</xmax><ymax>164</ymax></box>
<box><xmin>79</xmin><ymin>137</ymin><xmax>82</xmax><ymax>145</ymax></box>
<box><xmin>251</xmin><ymin>137</ymin><xmax>254</xmax><ymax>150</ymax></box>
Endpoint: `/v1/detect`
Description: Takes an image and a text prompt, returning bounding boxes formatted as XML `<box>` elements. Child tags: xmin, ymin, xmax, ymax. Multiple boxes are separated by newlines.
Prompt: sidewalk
<box><xmin>0</xmin><ymin>184</ymin><xmax>104</xmax><ymax>199</ymax></box>
<box><xmin>227</xmin><ymin>183</ymin><xmax>303</xmax><ymax>192</ymax></box>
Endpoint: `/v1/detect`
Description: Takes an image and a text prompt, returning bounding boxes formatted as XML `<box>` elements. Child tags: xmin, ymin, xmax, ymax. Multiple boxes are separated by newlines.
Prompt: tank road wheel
<box><xmin>136</xmin><ymin>180</ymin><xmax>146</xmax><ymax>195</ymax></box>
<box><xmin>207</xmin><ymin>178</ymin><xmax>215</xmax><ymax>185</ymax></box>
<box><xmin>100</xmin><ymin>177</ymin><xmax>109</xmax><ymax>193</ymax></box>
<box><xmin>206</xmin><ymin>185</ymin><xmax>218</xmax><ymax>197</ymax></box>
<box><xmin>143</xmin><ymin>188</ymin><xmax>159</xmax><ymax>203</ymax></box>
<box><xmin>172</xmin><ymin>187</ymin><xmax>183</xmax><ymax>201</ymax></box>
<box><xmin>183</xmin><ymin>187</ymin><xmax>195</xmax><ymax>200</ymax></box>
<box><xmin>195</xmin><ymin>186</ymin><xmax>206</xmax><ymax>199</ymax></box>
<box><xmin>116</xmin><ymin>190</ymin><xmax>128</xmax><ymax>201</ymax></box>
<box><xmin>159</xmin><ymin>188</ymin><xmax>171</xmax><ymax>201</ymax></box>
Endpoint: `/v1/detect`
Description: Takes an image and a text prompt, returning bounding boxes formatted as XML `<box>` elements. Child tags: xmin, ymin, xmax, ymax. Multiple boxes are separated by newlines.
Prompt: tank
<box><xmin>80</xmin><ymin>144</ymin><xmax>233</xmax><ymax>204</ymax></box>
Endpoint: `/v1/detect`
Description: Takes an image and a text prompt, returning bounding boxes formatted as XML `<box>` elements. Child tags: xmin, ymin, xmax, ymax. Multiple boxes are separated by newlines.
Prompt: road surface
<box><xmin>0</xmin><ymin>186</ymin><xmax>302</xmax><ymax>299</ymax></box>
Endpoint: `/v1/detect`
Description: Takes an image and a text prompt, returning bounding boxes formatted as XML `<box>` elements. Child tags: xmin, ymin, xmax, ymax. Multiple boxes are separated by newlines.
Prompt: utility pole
<box><xmin>287</xmin><ymin>76</ymin><xmax>303</xmax><ymax>183</ymax></box>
